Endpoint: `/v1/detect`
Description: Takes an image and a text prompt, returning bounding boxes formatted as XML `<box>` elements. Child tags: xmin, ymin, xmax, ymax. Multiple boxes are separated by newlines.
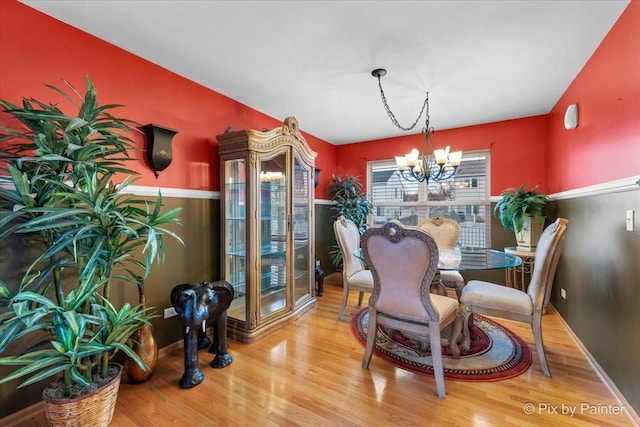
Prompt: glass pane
<box><xmin>370</xmin><ymin>163</ymin><xmax>419</xmax><ymax>204</ymax></box>
<box><xmin>428</xmin><ymin>153</ymin><xmax>488</xmax><ymax>203</ymax></box>
<box><xmin>224</xmin><ymin>159</ymin><xmax>246</xmax><ymax>323</ymax></box>
<box><xmin>259</xmin><ymin>153</ymin><xmax>287</xmax><ymax>317</ymax></box>
<box><xmin>293</xmin><ymin>157</ymin><xmax>311</xmax><ymax>302</ymax></box>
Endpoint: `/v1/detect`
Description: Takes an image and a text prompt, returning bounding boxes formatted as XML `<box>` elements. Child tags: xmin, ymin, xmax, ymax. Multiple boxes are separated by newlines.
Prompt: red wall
<box><xmin>547</xmin><ymin>1</ymin><xmax>639</xmax><ymax>193</ymax></box>
<box><xmin>335</xmin><ymin>115</ymin><xmax>549</xmax><ymax>196</ymax></box>
<box><xmin>0</xmin><ymin>1</ymin><xmax>336</xmax><ymax>198</ymax></box>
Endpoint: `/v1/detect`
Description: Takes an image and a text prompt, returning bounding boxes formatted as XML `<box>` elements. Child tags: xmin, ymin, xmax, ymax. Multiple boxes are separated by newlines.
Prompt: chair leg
<box><xmin>357</xmin><ymin>291</ymin><xmax>364</xmax><ymax>306</ymax></box>
<box><xmin>453</xmin><ymin>278</ymin><xmax>464</xmax><ymax>300</ymax></box>
<box><xmin>459</xmin><ymin>304</ymin><xmax>473</xmax><ymax>354</ymax></box>
<box><xmin>337</xmin><ymin>282</ymin><xmax>350</xmax><ymax>321</ymax></box>
<box><xmin>448</xmin><ymin>314</ymin><xmax>462</xmax><ymax>359</ymax></box>
<box><xmin>532</xmin><ymin>312</ymin><xmax>551</xmax><ymax>377</ymax></box>
<box><xmin>430</xmin><ymin>322</ymin><xmax>446</xmax><ymax>399</ymax></box>
<box><xmin>362</xmin><ymin>308</ymin><xmax>377</xmax><ymax>369</ymax></box>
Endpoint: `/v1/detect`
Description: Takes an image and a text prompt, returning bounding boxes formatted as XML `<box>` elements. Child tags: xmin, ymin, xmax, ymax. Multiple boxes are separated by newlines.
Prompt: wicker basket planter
<box><xmin>42</xmin><ymin>364</ymin><xmax>122</xmax><ymax>427</ymax></box>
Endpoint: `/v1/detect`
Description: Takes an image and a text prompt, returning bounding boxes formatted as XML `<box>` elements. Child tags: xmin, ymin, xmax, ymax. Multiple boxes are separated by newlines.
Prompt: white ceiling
<box><xmin>21</xmin><ymin>0</ymin><xmax>629</xmax><ymax>145</ymax></box>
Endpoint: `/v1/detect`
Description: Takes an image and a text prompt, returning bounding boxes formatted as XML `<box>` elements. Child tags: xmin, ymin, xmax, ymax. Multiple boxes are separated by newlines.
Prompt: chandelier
<box><xmin>372</xmin><ymin>68</ymin><xmax>461</xmax><ymax>183</ymax></box>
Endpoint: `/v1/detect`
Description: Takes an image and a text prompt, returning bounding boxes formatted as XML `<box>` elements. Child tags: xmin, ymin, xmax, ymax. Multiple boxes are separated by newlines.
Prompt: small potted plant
<box><xmin>494</xmin><ymin>183</ymin><xmax>549</xmax><ymax>249</ymax></box>
<box><xmin>0</xmin><ymin>76</ymin><xmax>182</xmax><ymax>426</ymax></box>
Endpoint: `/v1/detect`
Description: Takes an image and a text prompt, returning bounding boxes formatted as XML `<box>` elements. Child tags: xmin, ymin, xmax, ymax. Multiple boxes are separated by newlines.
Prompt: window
<box><xmin>366</xmin><ymin>150</ymin><xmax>491</xmax><ymax>248</ymax></box>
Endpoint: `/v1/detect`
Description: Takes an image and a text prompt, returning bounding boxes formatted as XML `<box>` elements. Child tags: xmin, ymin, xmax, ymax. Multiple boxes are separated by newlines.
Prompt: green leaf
<box><xmin>0</xmin><ymin>281</ymin><xmax>12</xmax><ymax>300</ymax></box>
<box><xmin>0</xmin><ymin>351</ymin><xmax>71</xmax><ymax>387</ymax></box>
<box><xmin>76</xmin><ymin>343</ymin><xmax>112</xmax><ymax>359</ymax></box>
<box><xmin>18</xmin><ymin>363</ymin><xmax>73</xmax><ymax>389</ymax></box>
<box><xmin>62</xmin><ymin>310</ymin><xmax>86</xmax><ymax>339</ymax></box>
<box><xmin>51</xmin><ymin>340</ymin><xmax>67</xmax><ymax>354</ymax></box>
<box><xmin>12</xmin><ymin>292</ymin><xmax>57</xmax><ymax>310</ymax></box>
<box><xmin>65</xmin><ymin>117</ymin><xmax>88</xmax><ymax>132</ymax></box>
<box><xmin>112</xmin><ymin>342</ymin><xmax>147</xmax><ymax>371</ymax></box>
<box><xmin>69</xmin><ymin>366</ymin><xmax>91</xmax><ymax>387</ymax></box>
<box><xmin>0</xmin><ymin>321</ymin><xmax>23</xmax><ymax>354</ymax></box>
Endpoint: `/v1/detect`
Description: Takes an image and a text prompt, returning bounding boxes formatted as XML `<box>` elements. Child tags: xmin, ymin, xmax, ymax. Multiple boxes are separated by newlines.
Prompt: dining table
<box><xmin>355</xmin><ymin>246</ymin><xmax>521</xmax><ymax>299</ymax></box>
<box><xmin>355</xmin><ymin>246</ymin><xmax>523</xmax><ymax>357</ymax></box>
<box><xmin>355</xmin><ymin>246</ymin><xmax>522</xmax><ymax>273</ymax></box>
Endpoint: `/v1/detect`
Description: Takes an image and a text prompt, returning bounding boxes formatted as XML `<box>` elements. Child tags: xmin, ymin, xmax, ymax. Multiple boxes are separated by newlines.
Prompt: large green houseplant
<box><xmin>494</xmin><ymin>183</ymin><xmax>549</xmax><ymax>248</ymax></box>
<box><xmin>326</xmin><ymin>175</ymin><xmax>373</xmax><ymax>267</ymax></box>
<box><xmin>0</xmin><ymin>77</ymin><xmax>182</xmax><ymax>420</ymax></box>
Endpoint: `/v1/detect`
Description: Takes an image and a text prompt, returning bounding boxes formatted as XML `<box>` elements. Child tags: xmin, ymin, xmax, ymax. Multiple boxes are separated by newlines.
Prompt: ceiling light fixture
<box><xmin>372</xmin><ymin>68</ymin><xmax>461</xmax><ymax>183</ymax></box>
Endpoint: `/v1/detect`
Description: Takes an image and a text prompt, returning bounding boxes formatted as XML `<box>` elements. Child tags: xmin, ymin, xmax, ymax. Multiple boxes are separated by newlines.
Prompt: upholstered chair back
<box><xmin>362</xmin><ymin>222</ymin><xmax>441</xmax><ymax>322</ymax></box>
<box><xmin>417</xmin><ymin>216</ymin><xmax>460</xmax><ymax>249</ymax></box>
<box><xmin>527</xmin><ymin>218</ymin><xmax>568</xmax><ymax>312</ymax></box>
<box><xmin>334</xmin><ymin>216</ymin><xmax>366</xmax><ymax>279</ymax></box>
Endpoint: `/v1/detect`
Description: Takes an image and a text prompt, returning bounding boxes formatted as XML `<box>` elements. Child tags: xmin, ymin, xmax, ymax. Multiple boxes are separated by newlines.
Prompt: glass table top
<box><xmin>438</xmin><ymin>247</ymin><xmax>522</xmax><ymax>271</ymax></box>
<box><xmin>356</xmin><ymin>247</ymin><xmax>522</xmax><ymax>271</ymax></box>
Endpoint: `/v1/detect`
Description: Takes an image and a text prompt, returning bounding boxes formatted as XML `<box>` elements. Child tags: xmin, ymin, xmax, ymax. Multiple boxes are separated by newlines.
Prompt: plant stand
<box><xmin>504</xmin><ymin>246</ymin><xmax>536</xmax><ymax>292</ymax></box>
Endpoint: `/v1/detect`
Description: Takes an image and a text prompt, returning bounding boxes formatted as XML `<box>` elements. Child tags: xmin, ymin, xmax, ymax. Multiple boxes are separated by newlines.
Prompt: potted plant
<box><xmin>0</xmin><ymin>77</ymin><xmax>182</xmax><ymax>425</ymax></box>
<box><xmin>494</xmin><ymin>183</ymin><xmax>549</xmax><ymax>249</ymax></box>
<box><xmin>326</xmin><ymin>175</ymin><xmax>373</xmax><ymax>267</ymax></box>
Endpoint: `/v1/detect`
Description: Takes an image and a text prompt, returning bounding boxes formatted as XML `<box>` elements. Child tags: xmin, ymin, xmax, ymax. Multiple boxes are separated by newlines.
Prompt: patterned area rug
<box><xmin>351</xmin><ymin>308</ymin><xmax>532</xmax><ymax>381</ymax></box>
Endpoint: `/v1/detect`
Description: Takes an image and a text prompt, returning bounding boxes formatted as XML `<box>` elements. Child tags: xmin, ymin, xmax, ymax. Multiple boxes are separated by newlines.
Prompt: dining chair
<box><xmin>417</xmin><ymin>216</ymin><xmax>465</xmax><ymax>299</ymax></box>
<box><xmin>460</xmin><ymin>217</ymin><xmax>568</xmax><ymax>377</ymax></box>
<box><xmin>361</xmin><ymin>221</ymin><xmax>462</xmax><ymax>399</ymax></box>
<box><xmin>333</xmin><ymin>216</ymin><xmax>374</xmax><ymax>321</ymax></box>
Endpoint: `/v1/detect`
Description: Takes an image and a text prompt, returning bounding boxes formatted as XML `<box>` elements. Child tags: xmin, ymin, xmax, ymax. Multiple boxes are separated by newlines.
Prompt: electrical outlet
<box><xmin>163</xmin><ymin>307</ymin><xmax>178</xmax><ymax>319</ymax></box>
<box><xmin>560</xmin><ymin>288</ymin><xmax>567</xmax><ymax>299</ymax></box>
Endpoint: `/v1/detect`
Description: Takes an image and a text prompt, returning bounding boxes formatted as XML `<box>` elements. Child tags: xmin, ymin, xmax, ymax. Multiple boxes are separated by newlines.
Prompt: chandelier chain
<box><xmin>372</xmin><ymin>68</ymin><xmax>460</xmax><ymax>183</ymax></box>
<box><xmin>376</xmin><ymin>75</ymin><xmax>429</xmax><ymax>131</ymax></box>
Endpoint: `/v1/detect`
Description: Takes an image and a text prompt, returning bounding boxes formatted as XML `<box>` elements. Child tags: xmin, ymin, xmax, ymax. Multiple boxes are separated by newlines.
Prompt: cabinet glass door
<box><xmin>259</xmin><ymin>153</ymin><xmax>287</xmax><ymax>317</ymax></box>
<box><xmin>224</xmin><ymin>159</ymin><xmax>246</xmax><ymax>323</ymax></box>
<box><xmin>293</xmin><ymin>157</ymin><xmax>311</xmax><ymax>302</ymax></box>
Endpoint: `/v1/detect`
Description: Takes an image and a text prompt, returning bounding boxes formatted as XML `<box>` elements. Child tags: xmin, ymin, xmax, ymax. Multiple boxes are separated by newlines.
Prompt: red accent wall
<box><xmin>547</xmin><ymin>1</ymin><xmax>639</xmax><ymax>193</ymax></box>
<box><xmin>0</xmin><ymin>1</ymin><xmax>335</xmax><ymax>198</ymax></box>
<box><xmin>335</xmin><ymin>115</ymin><xmax>549</xmax><ymax>196</ymax></box>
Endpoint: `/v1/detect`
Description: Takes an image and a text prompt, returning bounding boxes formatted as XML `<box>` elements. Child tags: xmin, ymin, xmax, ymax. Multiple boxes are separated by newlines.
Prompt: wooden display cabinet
<box><xmin>217</xmin><ymin>117</ymin><xmax>317</xmax><ymax>343</ymax></box>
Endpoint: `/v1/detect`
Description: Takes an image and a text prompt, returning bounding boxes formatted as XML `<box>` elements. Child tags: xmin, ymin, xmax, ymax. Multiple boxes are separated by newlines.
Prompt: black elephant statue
<box><xmin>170</xmin><ymin>280</ymin><xmax>234</xmax><ymax>388</ymax></box>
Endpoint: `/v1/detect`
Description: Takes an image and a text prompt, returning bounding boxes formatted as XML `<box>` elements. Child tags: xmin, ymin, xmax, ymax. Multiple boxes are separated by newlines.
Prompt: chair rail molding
<box><xmin>122</xmin><ymin>185</ymin><xmax>219</xmax><ymax>200</ymax></box>
<box><xmin>549</xmin><ymin>175</ymin><xmax>640</xmax><ymax>200</ymax></box>
<box><xmin>490</xmin><ymin>175</ymin><xmax>640</xmax><ymax>203</ymax></box>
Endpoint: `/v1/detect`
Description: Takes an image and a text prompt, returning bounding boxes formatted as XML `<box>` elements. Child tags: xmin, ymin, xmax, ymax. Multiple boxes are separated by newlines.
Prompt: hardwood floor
<box><xmin>11</xmin><ymin>273</ymin><xmax>638</xmax><ymax>426</ymax></box>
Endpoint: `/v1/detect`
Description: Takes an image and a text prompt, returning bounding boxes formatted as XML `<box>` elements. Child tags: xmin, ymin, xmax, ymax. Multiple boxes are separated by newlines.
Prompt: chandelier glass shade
<box><xmin>372</xmin><ymin>68</ymin><xmax>462</xmax><ymax>183</ymax></box>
